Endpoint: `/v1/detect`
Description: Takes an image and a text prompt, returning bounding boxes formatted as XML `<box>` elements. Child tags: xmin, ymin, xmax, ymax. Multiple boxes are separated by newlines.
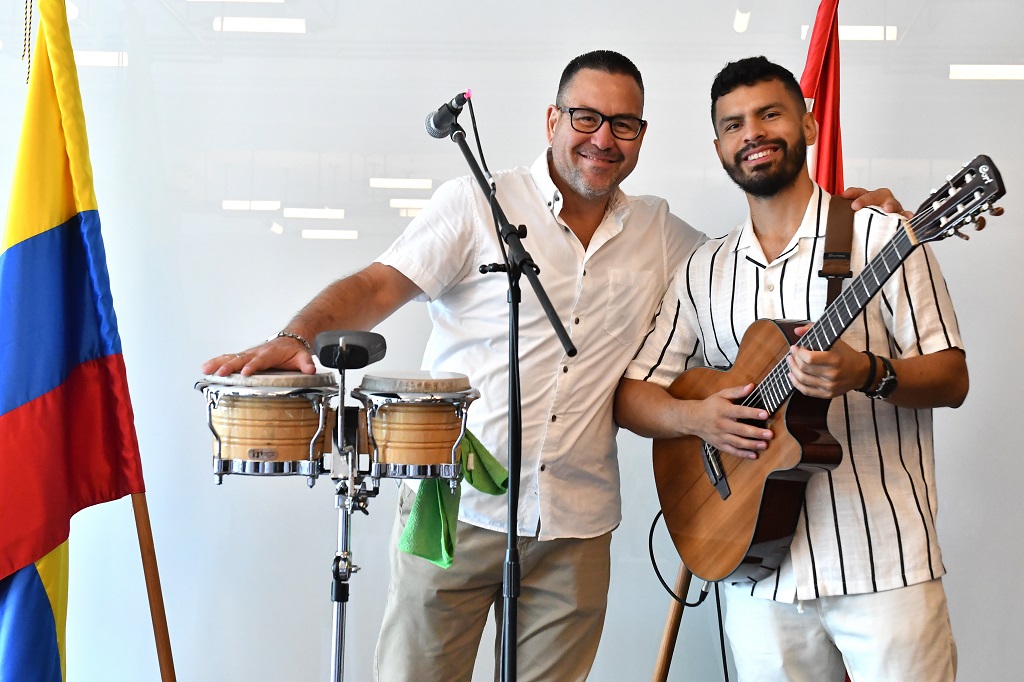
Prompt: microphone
<box><xmin>424</xmin><ymin>90</ymin><xmax>471</xmax><ymax>139</ymax></box>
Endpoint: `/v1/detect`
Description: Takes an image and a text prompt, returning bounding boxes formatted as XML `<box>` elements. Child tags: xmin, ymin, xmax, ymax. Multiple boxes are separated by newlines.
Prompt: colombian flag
<box><xmin>0</xmin><ymin>1</ymin><xmax>146</xmax><ymax>678</ymax></box>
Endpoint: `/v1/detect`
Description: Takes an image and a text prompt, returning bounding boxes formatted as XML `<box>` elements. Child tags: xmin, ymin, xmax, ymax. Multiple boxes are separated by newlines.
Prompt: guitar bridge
<box><xmin>702</xmin><ymin>442</ymin><xmax>731</xmax><ymax>500</ymax></box>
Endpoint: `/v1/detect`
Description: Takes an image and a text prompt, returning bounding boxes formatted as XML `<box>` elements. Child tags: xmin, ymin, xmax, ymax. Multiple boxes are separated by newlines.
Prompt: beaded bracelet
<box><xmin>272</xmin><ymin>330</ymin><xmax>312</xmax><ymax>352</ymax></box>
<box><xmin>857</xmin><ymin>350</ymin><xmax>878</xmax><ymax>393</ymax></box>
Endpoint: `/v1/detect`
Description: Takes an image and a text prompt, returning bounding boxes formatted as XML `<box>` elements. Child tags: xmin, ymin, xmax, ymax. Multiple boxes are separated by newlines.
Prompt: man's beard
<box><xmin>723</xmin><ymin>135</ymin><xmax>807</xmax><ymax>198</ymax></box>
<box><xmin>553</xmin><ymin>144</ymin><xmax>626</xmax><ymax>201</ymax></box>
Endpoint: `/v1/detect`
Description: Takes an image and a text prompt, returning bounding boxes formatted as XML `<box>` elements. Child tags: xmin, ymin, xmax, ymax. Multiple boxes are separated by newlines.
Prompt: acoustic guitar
<box><xmin>653</xmin><ymin>155</ymin><xmax>1005</xmax><ymax>583</ymax></box>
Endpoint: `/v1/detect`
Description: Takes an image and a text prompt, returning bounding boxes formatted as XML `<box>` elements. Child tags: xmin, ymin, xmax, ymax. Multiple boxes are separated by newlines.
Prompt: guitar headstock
<box><xmin>912</xmin><ymin>155</ymin><xmax>1006</xmax><ymax>244</ymax></box>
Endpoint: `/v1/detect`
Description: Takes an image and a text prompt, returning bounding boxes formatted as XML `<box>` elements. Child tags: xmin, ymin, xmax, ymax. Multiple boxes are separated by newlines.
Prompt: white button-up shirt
<box><xmin>627</xmin><ymin>187</ymin><xmax>963</xmax><ymax>600</ymax></box>
<box><xmin>377</xmin><ymin>151</ymin><xmax>702</xmax><ymax>539</ymax></box>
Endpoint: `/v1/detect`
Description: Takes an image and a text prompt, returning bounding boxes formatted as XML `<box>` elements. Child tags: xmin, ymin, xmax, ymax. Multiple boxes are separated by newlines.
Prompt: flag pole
<box><xmin>650</xmin><ymin>563</ymin><xmax>693</xmax><ymax>682</ymax></box>
<box><xmin>131</xmin><ymin>493</ymin><xmax>177</xmax><ymax>681</ymax></box>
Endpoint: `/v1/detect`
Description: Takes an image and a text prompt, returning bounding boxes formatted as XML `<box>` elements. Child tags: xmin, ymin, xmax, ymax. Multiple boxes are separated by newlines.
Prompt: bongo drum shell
<box><xmin>371</xmin><ymin>403</ymin><xmax>461</xmax><ymax>465</ymax></box>
<box><xmin>211</xmin><ymin>395</ymin><xmax>334</xmax><ymax>461</ymax></box>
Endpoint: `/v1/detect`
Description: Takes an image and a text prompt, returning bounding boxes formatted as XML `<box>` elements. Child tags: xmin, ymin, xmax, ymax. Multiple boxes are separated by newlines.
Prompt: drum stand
<box><xmin>314</xmin><ymin>331</ymin><xmax>387</xmax><ymax>682</ymax></box>
<box><xmin>328</xmin><ymin>468</ymin><xmax>376</xmax><ymax>682</ymax></box>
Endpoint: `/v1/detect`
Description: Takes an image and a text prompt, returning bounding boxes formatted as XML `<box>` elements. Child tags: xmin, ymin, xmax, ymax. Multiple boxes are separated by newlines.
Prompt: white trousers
<box><xmin>722</xmin><ymin>578</ymin><xmax>957</xmax><ymax>682</ymax></box>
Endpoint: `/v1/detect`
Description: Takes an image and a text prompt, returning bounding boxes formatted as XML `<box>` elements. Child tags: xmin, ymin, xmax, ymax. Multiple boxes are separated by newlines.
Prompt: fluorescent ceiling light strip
<box><xmin>801</xmin><ymin>25</ymin><xmax>897</xmax><ymax>41</ymax></box>
<box><xmin>74</xmin><ymin>51</ymin><xmax>128</xmax><ymax>67</ymax></box>
<box><xmin>389</xmin><ymin>198</ymin><xmax>431</xmax><ymax>209</ymax></box>
<box><xmin>283</xmin><ymin>208</ymin><xmax>345</xmax><ymax>219</ymax></box>
<box><xmin>369</xmin><ymin>178</ymin><xmax>433</xmax><ymax>190</ymax></box>
<box><xmin>302</xmin><ymin>229</ymin><xmax>359</xmax><ymax>240</ymax></box>
<box><xmin>222</xmin><ymin>200</ymin><xmax>281</xmax><ymax>211</ymax></box>
<box><xmin>950</xmin><ymin>64</ymin><xmax>1024</xmax><ymax>80</ymax></box>
<box><xmin>399</xmin><ymin>209</ymin><xmax>423</xmax><ymax>218</ymax></box>
<box><xmin>190</xmin><ymin>0</ymin><xmax>284</xmax><ymax>3</ymax></box>
<box><xmin>213</xmin><ymin>17</ymin><xmax>306</xmax><ymax>33</ymax></box>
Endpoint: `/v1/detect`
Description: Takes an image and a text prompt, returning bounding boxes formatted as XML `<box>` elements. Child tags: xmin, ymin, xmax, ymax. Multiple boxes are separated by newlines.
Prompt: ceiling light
<box><xmin>399</xmin><ymin>209</ymin><xmax>423</xmax><ymax>218</ymax></box>
<box><xmin>189</xmin><ymin>0</ymin><xmax>284</xmax><ymax>3</ymax></box>
<box><xmin>74</xmin><ymin>51</ymin><xmax>129</xmax><ymax>67</ymax></box>
<box><xmin>389</xmin><ymin>198</ymin><xmax>430</xmax><ymax>209</ymax></box>
<box><xmin>282</xmin><ymin>207</ymin><xmax>346</xmax><ymax>219</ymax></box>
<box><xmin>369</xmin><ymin>178</ymin><xmax>433</xmax><ymax>190</ymax></box>
<box><xmin>212</xmin><ymin>17</ymin><xmax>306</xmax><ymax>33</ymax></box>
<box><xmin>949</xmin><ymin>64</ymin><xmax>1024</xmax><ymax>80</ymax></box>
<box><xmin>270</xmin><ymin>222</ymin><xmax>284</xmax><ymax>234</ymax></box>
<box><xmin>801</xmin><ymin>25</ymin><xmax>897</xmax><ymax>41</ymax></box>
<box><xmin>733</xmin><ymin>10</ymin><xmax>750</xmax><ymax>33</ymax></box>
<box><xmin>222</xmin><ymin>200</ymin><xmax>281</xmax><ymax>211</ymax></box>
<box><xmin>301</xmin><ymin>229</ymin><xmax>358</xmax><ymax>240</ymax></box>
<box><xmin>66</xmin><ymin>2</ymin><xmax>80</xmax><ymax>21</ymax></box>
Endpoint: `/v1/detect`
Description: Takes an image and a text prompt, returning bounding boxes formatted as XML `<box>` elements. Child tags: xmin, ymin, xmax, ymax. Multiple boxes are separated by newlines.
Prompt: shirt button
<box><xmin>574</xmin><ymin>317</ymin><xmax>580</xmax><ymax>324</ymax></box>
<box><xmin>766</xmin><ymin>283</ymin><xmax>775</xmax><ymax>292</ymax></box>
<box><xmin>551</xmin><ymin>415</ymin><xmax>557</xmax><ymax>422</ymax></box>
<box><xmin>562</xmin><ymin>366</ymin><xmax>569</xmax><ymax>373</ymax></box>
<box><xmin>583</xmin><ymin>269</ymin><xmax>587</xmax><ymax>276</ymax></box>
<box><xmin>540</xmin><ymin>464</ymin><xmax>546</xmax><ymax>472</ymax></box>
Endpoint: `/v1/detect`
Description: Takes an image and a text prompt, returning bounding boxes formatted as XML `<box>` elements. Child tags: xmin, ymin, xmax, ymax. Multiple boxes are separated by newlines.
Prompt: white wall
<box><xmin>1</xmin><ymin>1</ymin><xmax>1021</xmax><ymax>680</ymax></box>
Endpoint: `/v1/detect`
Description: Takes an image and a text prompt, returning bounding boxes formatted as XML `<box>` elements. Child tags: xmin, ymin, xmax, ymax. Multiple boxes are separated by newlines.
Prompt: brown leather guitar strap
<box><xmin>819</xmin><ymin>196</ymin><xmax>855</xmax><ymax>303</ymax></box>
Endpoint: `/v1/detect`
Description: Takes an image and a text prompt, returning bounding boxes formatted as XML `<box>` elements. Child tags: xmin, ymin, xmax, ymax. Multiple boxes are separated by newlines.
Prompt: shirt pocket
<box><xmin>603</xmin><ymin>268</ymin><xmax>657</xmax><ymax>346</ymax></box>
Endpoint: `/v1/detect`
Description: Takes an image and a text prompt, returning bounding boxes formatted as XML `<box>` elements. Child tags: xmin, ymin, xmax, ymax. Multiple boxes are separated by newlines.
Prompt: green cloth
<box><xmin>398</xmin><ymin>430</ymin><xmax>508</xmax><ymax>568</ymax></box>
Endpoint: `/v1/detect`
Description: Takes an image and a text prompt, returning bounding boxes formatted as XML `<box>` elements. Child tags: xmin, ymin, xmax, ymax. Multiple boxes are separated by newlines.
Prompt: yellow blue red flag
<box><xmin>0</xmin><ymin>1</ymin><xmax>146</xmax><ymax>678</ymax></box>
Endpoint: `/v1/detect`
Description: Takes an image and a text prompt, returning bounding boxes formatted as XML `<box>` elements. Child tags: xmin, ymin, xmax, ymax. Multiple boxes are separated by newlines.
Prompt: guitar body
<box><xmin>652</xmin><ymin>319</ymin><xmax>843</xmax><ymax>583</ymax></box>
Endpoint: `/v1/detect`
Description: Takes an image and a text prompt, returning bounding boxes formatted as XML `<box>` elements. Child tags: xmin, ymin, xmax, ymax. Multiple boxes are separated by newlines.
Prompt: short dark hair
<box><xmin>556</xmin><ymin>50</ymin><xmax>644</xmax><ymax>105</ymax></box>
<box><xmin>710</xmin><ymin>56</ymin><xmax>806</xmax><ymax>132</ymax></box>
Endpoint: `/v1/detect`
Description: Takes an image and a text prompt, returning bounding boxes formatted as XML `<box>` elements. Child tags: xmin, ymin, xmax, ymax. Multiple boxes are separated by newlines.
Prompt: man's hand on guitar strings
<box><xmin>787</xmin><ymin>327</ymin><xmax>872</xmax><ymax>399</ymax></box>
<box><xmin>690</xmin><ymin>383</ymin><xmax>773</xmax><ymax>460</ymax></box>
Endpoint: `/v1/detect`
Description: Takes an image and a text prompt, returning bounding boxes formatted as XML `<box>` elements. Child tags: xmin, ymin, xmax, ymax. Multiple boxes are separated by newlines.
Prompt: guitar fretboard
<box><xmin>748</xmin><ymin>223</ymin><xmax>917</xmax><ymax>415</ymax></box>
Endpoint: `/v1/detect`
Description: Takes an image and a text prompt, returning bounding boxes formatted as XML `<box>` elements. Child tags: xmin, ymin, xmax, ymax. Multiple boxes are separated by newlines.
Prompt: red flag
<box><xmin>800</xmin><ymin>0</ymin><xmax>843</xmax><ymax>194</ymax></box>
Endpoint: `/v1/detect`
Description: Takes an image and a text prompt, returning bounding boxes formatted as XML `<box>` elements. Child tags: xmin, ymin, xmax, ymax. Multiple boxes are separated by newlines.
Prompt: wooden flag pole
<box><xmin>651</xmin><ymin>562</ymin><xmax>693</xmax><ymax>682</ymax></box>
<box><xmin>131</xmin><ymin>492</ymin><xmax>177</xmax><ymax>681</ymax></box>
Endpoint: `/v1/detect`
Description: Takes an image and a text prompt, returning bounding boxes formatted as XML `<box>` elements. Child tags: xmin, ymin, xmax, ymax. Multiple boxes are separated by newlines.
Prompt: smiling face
<box><xmin>712</xmin><ymin>78</ymin><xmax>816</xmax><ymax>198</ymax></box>
<box><xmin>546</xmin><ymin>68</ymin><xmax>646</xmax><ymax>204</ymax></box>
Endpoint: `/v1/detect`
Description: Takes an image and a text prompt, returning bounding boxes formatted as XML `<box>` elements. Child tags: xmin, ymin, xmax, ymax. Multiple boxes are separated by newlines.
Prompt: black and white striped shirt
<box><xmin>626</xmin><ymin>186</ymin><xmax>963</xmax><ymax>602</ymax></box>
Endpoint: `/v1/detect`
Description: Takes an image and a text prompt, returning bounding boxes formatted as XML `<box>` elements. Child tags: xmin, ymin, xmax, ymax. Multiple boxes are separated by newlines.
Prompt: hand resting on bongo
<box><xmin>201</xmin><ymin>263</ymin><xmax>422</xmax><ymax>377</ymax></box>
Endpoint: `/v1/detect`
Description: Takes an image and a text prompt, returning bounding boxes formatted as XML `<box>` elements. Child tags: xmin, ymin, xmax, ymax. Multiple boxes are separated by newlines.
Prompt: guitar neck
<box><xmin>755</xmin><ymin>221</ymin><xmax>918</xmax><ymax>414</ymax></box>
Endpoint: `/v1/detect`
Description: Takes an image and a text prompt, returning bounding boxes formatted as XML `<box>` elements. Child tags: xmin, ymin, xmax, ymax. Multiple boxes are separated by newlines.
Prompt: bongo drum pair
<box><xmin>196</xmin><ymin>369</ymin><xmax>479</xmax><ymax>485</ymax></box>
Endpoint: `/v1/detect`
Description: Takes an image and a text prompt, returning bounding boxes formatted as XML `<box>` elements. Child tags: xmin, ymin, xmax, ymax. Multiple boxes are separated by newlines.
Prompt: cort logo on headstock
<box><xmin>980</xmin><ymin>164</ymin><xmax>994</xmax><ymax>184</ymax></box>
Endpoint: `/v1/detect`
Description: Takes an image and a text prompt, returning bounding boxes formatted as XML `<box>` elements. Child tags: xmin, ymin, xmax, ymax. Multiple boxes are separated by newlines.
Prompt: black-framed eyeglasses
<box><xmin>556</xmin><ymin>106</ymin><xmax>646</xmax><ymax>140</ymax></box>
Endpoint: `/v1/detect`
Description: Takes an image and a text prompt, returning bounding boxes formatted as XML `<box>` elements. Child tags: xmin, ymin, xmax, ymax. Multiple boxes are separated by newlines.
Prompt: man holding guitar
<box><xmin>616</xmin><ymin>57</ymin><xmax>968</xmax><ymax>680</ymax></box>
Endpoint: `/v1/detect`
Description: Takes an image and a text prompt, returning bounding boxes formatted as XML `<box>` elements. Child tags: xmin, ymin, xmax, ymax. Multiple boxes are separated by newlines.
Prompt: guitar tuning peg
<box><xmin>974</xmin><ymin>216</ymin><xmax>987</xmax><ymax>231</ymax></box>
<box><xmin>990</xmin><ymin>206</ymin><xmax>1005</xmax><ymax>217</ymax></box>
<box><xmin>953</xmin><ymin>228</ymin><xmax>970</xmax><ymax>241</ymax></box>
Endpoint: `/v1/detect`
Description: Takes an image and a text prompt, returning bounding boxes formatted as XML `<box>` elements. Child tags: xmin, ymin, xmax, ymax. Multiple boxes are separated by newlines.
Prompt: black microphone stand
<box><xmin>440</xmin><ymin>121</ymin><xmax>576</xmax><ymax>682</ymax></box>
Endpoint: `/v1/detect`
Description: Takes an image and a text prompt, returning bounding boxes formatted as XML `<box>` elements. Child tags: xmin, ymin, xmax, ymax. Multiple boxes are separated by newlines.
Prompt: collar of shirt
<box><xmin>735</xmin><ymin>184</ymin><xmax>826</xmax><ymax>267</ymax></box>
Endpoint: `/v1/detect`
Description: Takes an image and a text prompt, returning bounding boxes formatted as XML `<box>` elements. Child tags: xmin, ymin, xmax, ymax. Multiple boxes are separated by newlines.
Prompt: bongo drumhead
<box><xmin>201</xmin><ymin>370</ymin><xmax>337</xmax><ymax>389</ymax></box>
<box><xmin>358</xmin><ymin>370</ymin><xmax>470</xmax><ymax>394</ymax></box>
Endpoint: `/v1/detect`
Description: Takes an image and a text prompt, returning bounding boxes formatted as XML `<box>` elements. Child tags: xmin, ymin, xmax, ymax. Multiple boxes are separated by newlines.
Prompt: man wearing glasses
<box><xmin>203</xmin><ymin>50</ymin><xmax>897</xmax><ymax>681</ymax></box>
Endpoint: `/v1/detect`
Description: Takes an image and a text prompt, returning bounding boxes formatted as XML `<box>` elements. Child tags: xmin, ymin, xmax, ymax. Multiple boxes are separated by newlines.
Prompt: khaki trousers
<box><xmin>374</xmin><ymin>485</ymin><xmax>611</xmax><ymax>681</ymax></box>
